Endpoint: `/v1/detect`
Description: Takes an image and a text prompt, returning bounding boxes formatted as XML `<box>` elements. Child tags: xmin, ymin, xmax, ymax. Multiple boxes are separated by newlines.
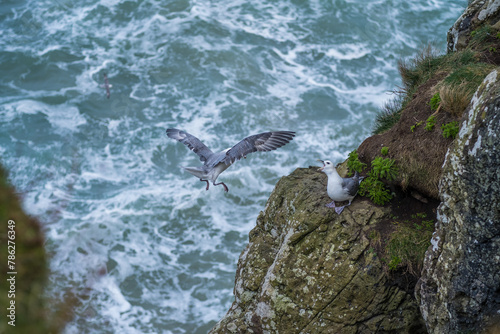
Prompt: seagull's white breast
<box><xmin>325</xmin><ymin>169</ymin><xmax>353</xmax><ymax>202</ymax></box>
<box><xmin>327</xmin><ymin>177</ymin><xmax>351</xmax><ymax>201</ymax></box>
<box><xmin>209</xmin><ymin>161</ymin><xmax>232</xmax><ymax>181</ymax></box>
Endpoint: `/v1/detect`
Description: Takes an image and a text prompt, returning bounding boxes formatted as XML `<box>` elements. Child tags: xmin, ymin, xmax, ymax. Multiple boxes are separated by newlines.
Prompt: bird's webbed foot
<box><xmin>214</xmin><ymin>181</ymin><xmax>229</xmax><ymax>192</ymax></box>
<box><xmin>335</xmin><ymin>206</ymin><xmax>345</xmax><ymax>215</ymax></box>
<box><xmin>325</xmin><ymin>201</ymin><xmax>336</xmax><ymax>208</ymax></box>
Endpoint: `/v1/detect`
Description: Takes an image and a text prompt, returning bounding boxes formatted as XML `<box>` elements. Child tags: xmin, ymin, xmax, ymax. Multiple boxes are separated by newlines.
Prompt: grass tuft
<box><xmin>469</xmin><ymin>25</ymin><xmax>495</xmax><ymax>50</ymax></box>
<box><xmin>438</xmin><ymin>63</ymin><xmax>495</xmax><ymax>116</ymax></box>
<box><xmin>386</xmin><ymin>222</ymin><xmax>433</xmax><ymax>275</ymax></box>
<box><xmin>372</xmin><ymin>95</ymin><xmax>403</xmax><ymax>134</ymax></box>
<box><xmin>398</xmin><ymin>45</ymin><xmax>444</xmax><ymax>97</ymax></box>
<box><xmin>372</xmin><ymin>44</ymin><xmax>494</xmax><ymax>133</ymax></box>
<box><xmin>439</xmin><ymin>83</ymin><xmax>473</xmax><ymax>117</ymax></box>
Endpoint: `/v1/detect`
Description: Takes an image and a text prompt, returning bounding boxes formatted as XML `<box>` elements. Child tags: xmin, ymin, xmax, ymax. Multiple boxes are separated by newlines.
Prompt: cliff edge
<box><xmin>210</xmin><ymin>168</ymin><xmax>427</xmax><ymax>333</ymax></box>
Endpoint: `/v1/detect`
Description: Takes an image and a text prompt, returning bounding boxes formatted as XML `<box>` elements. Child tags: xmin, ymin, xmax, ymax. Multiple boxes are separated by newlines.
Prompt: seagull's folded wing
<box><xmin>342</xmin><ymin>177</ymin><xmax>360</xmax><ymax>197</ymax></box>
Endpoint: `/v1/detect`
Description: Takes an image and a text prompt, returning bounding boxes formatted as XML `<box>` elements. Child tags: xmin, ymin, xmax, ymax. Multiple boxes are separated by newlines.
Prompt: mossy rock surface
<box><xmin>0</xmin><ymin>166</ymin><xmax>56</xmax><ymax>333</ymax></box>
<box><xmin>210</xmin><ymin>167</ymin><xmax>426</xmax><ymax>334</ymax></box>
<box><xmin>448</xmin><ymin>0</ymin><xmax>500</xmax><ymax>53</ymax></box>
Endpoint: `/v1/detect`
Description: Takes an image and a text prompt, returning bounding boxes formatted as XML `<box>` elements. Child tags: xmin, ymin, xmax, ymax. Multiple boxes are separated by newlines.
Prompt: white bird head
<box><xmin>317</xmin><ymin>159</ymin><xmax>336</xmax><ymax>174</ymax></box>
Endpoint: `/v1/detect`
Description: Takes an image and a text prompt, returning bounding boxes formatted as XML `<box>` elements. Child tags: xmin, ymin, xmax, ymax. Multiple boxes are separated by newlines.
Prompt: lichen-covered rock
<box><xmin>447</xmin><ymin>0</ymin><xmax>500</xmax><ymax>52</ymax></box>
<box><xmin>210</xmin><ymin>167</ymin><xmax>426</xmax><ymax>334</ymax></box>
<box><xmin>416</xmin><ymin>69</ymin><xmax>500</xmax><ymax>333</ymax></box>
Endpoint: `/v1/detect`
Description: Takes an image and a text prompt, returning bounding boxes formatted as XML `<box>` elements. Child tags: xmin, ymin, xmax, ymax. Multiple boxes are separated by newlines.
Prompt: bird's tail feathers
<box><xmin>354</xmin><ymin>171</ymin><xmax>365</xmax><ymax>184</ymax></box>
<box><xmin>181</xmin><ymin>166</ymin><xmax>206</xmax><ymax>179</ymax></box>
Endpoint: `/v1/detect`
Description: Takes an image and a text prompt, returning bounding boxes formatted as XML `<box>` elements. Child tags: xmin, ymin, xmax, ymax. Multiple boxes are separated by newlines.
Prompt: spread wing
<box><xmin>166</xmin><ymin>128</ymin><xmax>214</xmax><ymax>163</ymax></box>
<box><xmin>221</xmin><ymin>131</ymin><xmax>296</xmax><ymax>165</ymax></box>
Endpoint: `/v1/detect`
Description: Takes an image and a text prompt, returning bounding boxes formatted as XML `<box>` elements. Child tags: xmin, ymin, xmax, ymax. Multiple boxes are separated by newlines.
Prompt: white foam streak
<box><xmin>1</xmin><ymin>100</ymin><xmax>86</xmax><ymax>132</ymax></box>
<box><xmin>326</xmin><ymin>45</ymin><xmax>370</xmax><ymax>60</ymax></box>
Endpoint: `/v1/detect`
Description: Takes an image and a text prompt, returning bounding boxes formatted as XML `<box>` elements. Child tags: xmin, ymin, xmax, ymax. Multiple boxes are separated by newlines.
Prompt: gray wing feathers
<box><xmin>224</xmin><ymin>131</ymin><xmax>296</xmax><ymax>165</ymax></box>
<box><xmin>342</xmin><ymin>172</ymin><xmax>363</xmax><ymax>197</ymax></box>
<box><xmin>166</xmin><ymin>128</ymin><xmax>214</xmax><ymax>163</ymax></box>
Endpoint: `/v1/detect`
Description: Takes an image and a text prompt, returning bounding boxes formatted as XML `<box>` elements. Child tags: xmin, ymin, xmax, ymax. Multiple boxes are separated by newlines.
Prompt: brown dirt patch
<box><xmin>479</xmin><ymin>47</ymin><xmax>500</xmax><ymax>66</ymax></box>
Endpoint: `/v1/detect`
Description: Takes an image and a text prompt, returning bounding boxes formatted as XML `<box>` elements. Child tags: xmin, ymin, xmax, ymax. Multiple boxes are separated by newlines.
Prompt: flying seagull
<box><xmin>166</xmin><ymin>128</ymin><xmax>296</xmax><ymax>192</ymax></box>
<box><xmin>318</xmin><ymin>160</ymin><xmax>364</xmax><ymax>214</ymax></box>
<box><xmin>103</xmin><ymin>73</ymin><xmax>111</xmax><ymax>99</ymax></box>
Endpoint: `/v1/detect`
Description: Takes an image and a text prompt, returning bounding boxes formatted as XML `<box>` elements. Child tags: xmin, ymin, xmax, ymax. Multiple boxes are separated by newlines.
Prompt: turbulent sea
<box><xmin>0</xmin><ymin>1</ymin><xmax>465</xmax><ymax>333</ymax></box>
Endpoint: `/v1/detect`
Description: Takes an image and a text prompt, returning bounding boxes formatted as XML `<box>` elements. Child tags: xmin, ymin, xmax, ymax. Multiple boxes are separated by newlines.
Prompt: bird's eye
<box><xmin>326</xmin><ymin>162</ymin><xmax>330</xmax><ymax>165</ymax></box>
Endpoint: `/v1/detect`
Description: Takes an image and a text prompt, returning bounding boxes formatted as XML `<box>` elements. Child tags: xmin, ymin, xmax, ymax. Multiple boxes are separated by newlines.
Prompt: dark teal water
<box><xmin>0</xmin><ymin>0</ymin><xmax>466</xmax><ymax>333</ymax></box>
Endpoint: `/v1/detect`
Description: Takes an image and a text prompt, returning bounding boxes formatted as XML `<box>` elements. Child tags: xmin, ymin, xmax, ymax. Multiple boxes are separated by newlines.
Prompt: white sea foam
<box><xmin>326</xmin><ymin>44</ymin><xmax>371</xmax><ymax>60</ymax></box>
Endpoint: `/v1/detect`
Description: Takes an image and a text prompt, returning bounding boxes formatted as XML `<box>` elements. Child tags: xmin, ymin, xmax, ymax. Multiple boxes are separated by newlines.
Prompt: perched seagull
<box><xmin>318</xmin><ymin>159</ymin><xmax>364</xmax><ymax>214</ymax></box>
<box><xmin>166</xmin><ymin>128</ymin><xmax>296</xmax><ymax>192</ymax></box>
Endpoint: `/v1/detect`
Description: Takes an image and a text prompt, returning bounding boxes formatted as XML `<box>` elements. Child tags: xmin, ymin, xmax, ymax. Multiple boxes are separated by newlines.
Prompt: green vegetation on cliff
<box><xmin>0</xmin><ymin>165</ymin><xmax>71</xmax><ymax>334</ymax></box>
<box><xmin>373</xmin><ymin>40</ymin><xmax>496</xmax><ymax>135</ymax></box>
<box><xmin>0</xmin><ymin>166</ymin><xmax>51</xmax><ymax>333</ymax></box>
<box><xmin>347</xmin><ymin>150</ymin><xmax>398</xmax><ymax>206</ymax></box>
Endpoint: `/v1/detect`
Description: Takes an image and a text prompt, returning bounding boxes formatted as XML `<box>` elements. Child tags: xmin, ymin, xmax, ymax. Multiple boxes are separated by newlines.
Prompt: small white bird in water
<box><xmin>167</xmin><ymin>128</ymin><xmax>296</xmax><ymax>192</ymax></box>
<box><xmin>318</xmin><ymin>159</ymin><xmax>364</xmax><ymax>214</ymax></box>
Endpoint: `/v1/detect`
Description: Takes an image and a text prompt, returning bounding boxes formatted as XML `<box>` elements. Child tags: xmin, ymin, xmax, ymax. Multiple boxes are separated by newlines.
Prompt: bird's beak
<box><xmin>317</xmin><ymin>159</ymin><xmax>325</xmax><ymax>171</ymax></box>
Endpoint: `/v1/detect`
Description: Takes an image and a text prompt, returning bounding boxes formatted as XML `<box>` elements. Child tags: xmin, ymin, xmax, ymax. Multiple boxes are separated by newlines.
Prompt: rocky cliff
<box><xmin>416</xmin><ymin>68</ymin><xmax>500</xmax><ymax>334</ymax></box>
<box><xmin>210</xmin><ymin>1</ymin><xmax>500</xmax><ymax>333</ymax></box>
<box><xmin>416</xmin><ymin>1</ymin><xmax>500</xmax><ymax>333</ymax></box>
<box><xmin>209</xmin><ymin>168</ymin><xmax>427</xmax><ymax>334</ymax></box>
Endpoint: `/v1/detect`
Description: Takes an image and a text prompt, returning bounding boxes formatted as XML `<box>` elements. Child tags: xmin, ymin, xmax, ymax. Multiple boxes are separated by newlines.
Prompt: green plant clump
<box><xmin>358</xmin><ymin>157</ymin><xmax>398</xmax><ymax>206</ymax></box>
<box><xmin>347</xmin><ymin>150</ymin><xmax>367</xmax><ymax>175</ymax></box>
<box><xmin>411</xmin><ymin>121</ymin><xmax>423</xmax><ymax>133</ymax></box>
<box><xmin>425</xmin><ymin>115</ymin><xmax>436</xmax><ymax>131</ymax></box>
<box><xmin>359</xmin><ymin>176</ymin><xmax>392</xmax><ymax>205</ymax></box>
<box><xmin>371</xmin><ymin>157</ymin><xmax>398</xmax><ymax>181</ymax></box>
<box><xmin>347</xmin><ymin>152</ymin><xmax>398</xmax><ymax>206</ymax></box>
<box><xmin>441</xmin><ymin>121</ymin><xmax>459</xmax><ymax>139</ymax></box>
<box><xmin>429</xmin><ymin>92</ymin><xmax>441</xmax><ymax>110</ymax></box>
<box><xmin>381</xmin><ymin>147</ymin><xmax>389</xmax><ymax>156</ymax></box>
